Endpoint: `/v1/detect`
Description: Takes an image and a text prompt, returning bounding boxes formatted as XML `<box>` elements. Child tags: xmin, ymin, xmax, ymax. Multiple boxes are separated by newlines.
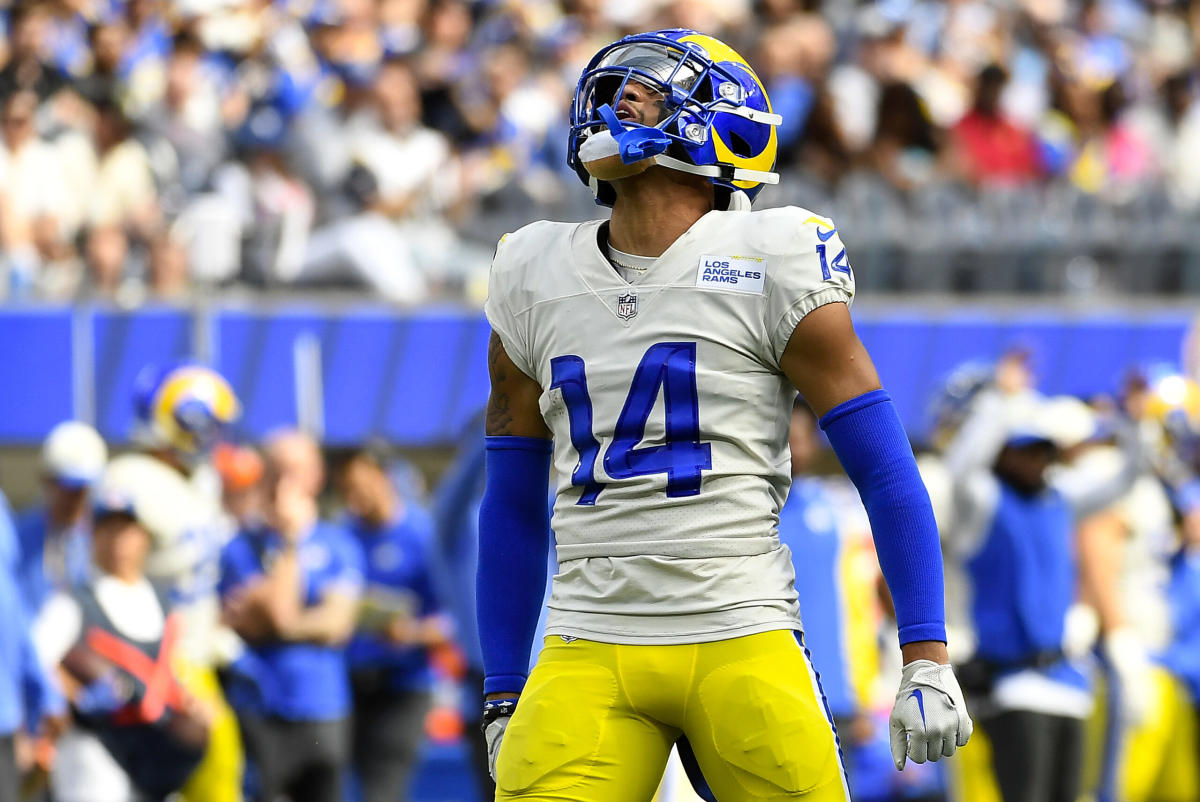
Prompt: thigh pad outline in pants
<box><xmin>495</xmin><ymin>640</ymin><xmax>673</xmax><ymax>801</ymax></box>
<box><xmin>687</xmin><ymin>633</ymin><xmax>847</xmax><ymax>800</ymax></box>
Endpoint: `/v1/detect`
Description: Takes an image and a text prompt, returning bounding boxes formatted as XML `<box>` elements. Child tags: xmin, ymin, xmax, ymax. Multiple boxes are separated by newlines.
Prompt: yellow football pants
<box><xmin>174</xmin><ymin>660</ymin><xmax>244</xmax><ymax>802</ymax></box>
<box><xmin>494</xmin><ymin>630</ymin><xmax>849</xmax><ymax>801</ymax></box>
<box><xmin>1119</xmin><ymin>666</ymin><xmax>1199</xmax><ymax>802</ymax></box>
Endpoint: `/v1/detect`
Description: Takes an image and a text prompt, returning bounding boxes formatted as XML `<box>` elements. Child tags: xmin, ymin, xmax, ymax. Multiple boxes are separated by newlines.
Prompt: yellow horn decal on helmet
<box><xmin>677</xmin><ymin>33</ymin><xmax>777</xmax><ymax>189</ymax></box>
<box><xmin>677</xmin><ymin>33</ymin><xmax>773</xmax><ymax>112</ymax></box>
<box><xmin>678</xmin><ymin>34</ymin><xmax>750</xmax><ymax>69</ymax></box>
<box><xmin>155</xmin><ymin>367</ymin><xmax>241</xmax><ymax>452</ymax></box>
<box><xmin>712</xmin><ymin>124</ymin><xmax>778</xmax><ymax>189</ymax></box>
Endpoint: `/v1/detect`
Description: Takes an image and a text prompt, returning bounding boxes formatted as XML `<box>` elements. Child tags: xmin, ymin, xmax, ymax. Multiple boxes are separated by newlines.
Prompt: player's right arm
<box><xmin>485</xmin><ymin>332</ymin><xmax>551</xmax><ymax>439</ymax></box>
<box><xmin>477</xmin><ymin>331</ymin><xmax>553</xmax><ymax>778</ymax></box>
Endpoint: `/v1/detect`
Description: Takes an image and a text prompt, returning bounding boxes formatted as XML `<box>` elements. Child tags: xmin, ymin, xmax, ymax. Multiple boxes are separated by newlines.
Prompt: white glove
<box><xmin>1104</xmin><ymin>628</ymin><xmax>1154</xmax><ymax>725</ymax></box>
<box><xmin>483</xmin><ymin>699</ymin><xmax>517</xmax><ymax>781</ymax></box>
<box><xmin>890</xmin><ymin>660</ymin><xmax>973</xmax><ymax>769</ymax></box>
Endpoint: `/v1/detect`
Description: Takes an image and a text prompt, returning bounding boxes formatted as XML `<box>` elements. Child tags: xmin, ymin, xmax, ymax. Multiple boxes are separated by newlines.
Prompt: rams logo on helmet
<box><xmin>133</xmin><ymin>362</ymin><xmax>240</xmax><ymax>456</ymax></box>
<box><xmin>569</xmin><ymin>29</ymin><xmax>781</xmax><ymax>208</ymax></box>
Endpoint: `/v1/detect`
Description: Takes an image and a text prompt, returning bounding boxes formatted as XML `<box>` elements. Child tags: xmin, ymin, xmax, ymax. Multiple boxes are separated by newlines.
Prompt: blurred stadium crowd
<box><xmin>2</xmin><ymin>0</ymin><xmax>1200</xmax><ymax>304</ymax></box>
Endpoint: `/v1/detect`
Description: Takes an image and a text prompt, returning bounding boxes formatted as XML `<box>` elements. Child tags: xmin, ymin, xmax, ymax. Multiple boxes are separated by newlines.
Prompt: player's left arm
<box><xmin>781</xmin><ymin>302</ymin><xmax>973</xmax><ymax>768</ymax></box>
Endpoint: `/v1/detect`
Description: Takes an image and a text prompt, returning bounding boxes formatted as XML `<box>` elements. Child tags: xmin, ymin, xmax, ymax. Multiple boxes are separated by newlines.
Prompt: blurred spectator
<box><xmin>0</xmin><ymin>488</ymin><xmax>63</xmax><ymax>802</ymax></box>
<box><xmin>951</xmin><ymin>64</ymin><xmax>1041</xmax><ymax>186</ymax></box>
<box><xmin>943</xmin><ymin>363</ymin><xmax>1142</xmax><ymax>802</ymax></box>
<box><xmin>1068</xmin><ymin>81</ymin><xmax>1153</xmax><ymax>201</ymax></box>
<box><xmin>226</xmin><ymin>113</ymin><xmax>316</xmax><ymax>287</ymax></box>
<box><xmin>338</xmin><ymin>448</ymin><xmax>451</xmax><ymax>802</ymax></box>
<box><xmin>89</xmin><ymin>97</ymin><xmax>158</xmax><ymax>236</ymax></box>
<box><xmin>754</xmin><ymin>16</ymin><xmax>828</xmax><ymax>152</ymax></box>
<box><xmin>0</xmin><ymin>89</ymin><xmax>70</xmax><ymax>294</ymax></box>
<box><xmin>0</xmin><ymin>3</ymin><xmax>68</xmax><ymax>101</ymax></box>
<box><xmin>82</xmin><ymin>224</ymin><xmax>131</xmax><ymax>300</ymax></box>
<box><xmin>786</xmin><ymin>87</ymin><xmax>850</xmax><ymax>187</ymax></box>
<box><xmin>139</xmin><ymin>32</ymin><xmax>226</xmax><ymax>203</ymax></box>
<box><xmin>1128</xmin><ymin>71</ymin><xmax>1200</xmax><ymax>211</ymax></box>
<box><xmin>146</xmin><ymin>230</ymin><xmax>191</xmax><ymax>301</ymax></box>
<box><xmin>212</xmin><ymin>443</ymin><xmax>265</xmax><ymax>538</ymax></box>
<box><xmin>72</xmin><ymin>18</ymin><xmax>131</xmax><ymax>107</ymax></box>
<box><xmin>1161</xmin><ymin>488</ymin><xmax>1200</xmax><ymax>738</ymax></box>
<box><xmin>430</xmin><ymin>424</ymin><xmax>494</xmax><ymax>800</ymax></box>
<box><xmin>865</xmin><ymin>81</ymin><xmax>946</xmax><ymax>193</ymax></box>
<box><xmin>412</xmin><ymin>0</ymin><xmax>477</xmax><ymax>144</ymax></box>
<box><xmin>290</xmin><ymin>58</ymin><xmax>456</xmax><ymax>303</ymax></box>
<box><xmin>778</xmin><ymin>401</ymin><xmax>871</xmax><ymax>789</ymax></box>
<box><xmin>16</xmin><ymin>422</ymin><xmax>106</xmax><ymax>625</ymax></box>
<box><xmin>219</xmin><ymin>429</ymin><xmax>362</xmax><ymax>802</ymax></box>
<box><xmin>48</xmin><ymin>485</ymin><xmax>210</xmax><ymax>802</ymax></box>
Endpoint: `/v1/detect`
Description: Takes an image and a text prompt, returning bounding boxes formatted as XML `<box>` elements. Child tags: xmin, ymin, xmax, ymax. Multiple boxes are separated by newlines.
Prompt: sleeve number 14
<box><xmin>549</xmin><ymin>342</ymin><xmax>712</xmax><ymax>506</ymax></box>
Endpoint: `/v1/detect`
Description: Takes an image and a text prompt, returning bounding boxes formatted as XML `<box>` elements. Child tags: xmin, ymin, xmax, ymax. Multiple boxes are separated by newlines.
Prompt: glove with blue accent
<box><xmin>889</xmin><ymin>660</ymin><xmax>973</xmax><ymax>769</ymax></box>
<box><xmin>482</xmin><ymin>698</ymin><xmax>518</xmax><ymax>781</ymax></box>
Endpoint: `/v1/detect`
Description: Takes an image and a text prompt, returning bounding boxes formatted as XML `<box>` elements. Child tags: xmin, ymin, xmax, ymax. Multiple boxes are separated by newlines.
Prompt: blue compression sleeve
<box><xmin>477</xmin><ymin>436</ymin><xmax>553</xmax><ymax>695</ymax></box>
<box><xmin>819</xmin><ymin>390</ymin><xmax>947</xmax><ymax>645</ymax></box>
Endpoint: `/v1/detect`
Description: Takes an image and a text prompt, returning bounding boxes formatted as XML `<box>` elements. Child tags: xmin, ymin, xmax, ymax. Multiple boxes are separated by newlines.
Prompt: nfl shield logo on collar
<box><xmin>617</xmin><ymin>293</ymin><xmax>638</xmax><ymax>321</ymax></box>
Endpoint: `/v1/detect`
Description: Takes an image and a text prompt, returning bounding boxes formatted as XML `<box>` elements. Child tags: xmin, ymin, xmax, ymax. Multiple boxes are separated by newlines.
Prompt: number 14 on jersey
<box><xmin>550</xmin><ymin>342</ymin><xmax>712</xmax><ymax>505</ymax></box>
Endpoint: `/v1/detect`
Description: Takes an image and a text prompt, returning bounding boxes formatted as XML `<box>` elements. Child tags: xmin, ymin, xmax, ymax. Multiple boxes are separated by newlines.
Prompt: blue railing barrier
<box><xmin>1</xmin><ymin>303</ymin><xmax>1192</xmax><ymax>446</ymax></box>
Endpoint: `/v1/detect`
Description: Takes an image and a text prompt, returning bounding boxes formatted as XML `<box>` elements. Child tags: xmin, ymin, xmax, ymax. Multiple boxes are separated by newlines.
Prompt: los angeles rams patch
<box><xmin>696</xmin><ymin>254</ymin><xmax>766</xmax><ymax>294</ymax></box>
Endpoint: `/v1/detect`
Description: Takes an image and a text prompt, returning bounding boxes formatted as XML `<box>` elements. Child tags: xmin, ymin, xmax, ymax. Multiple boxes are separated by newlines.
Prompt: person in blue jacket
<box><xmin>943</xmin><ymin>374</ymin><xmax>1141</xmax><ymax>802</ymax></box>
<box><xmin>0</xmin><ymin>489</ymin><xmax>62</xmax><ymax>801</ymax></box>
<box><xmin>431</xmin><ymin>421</ymin><xmax>556</xmax><ymax>800</ymax></box>
<box><xmin>16</xmin><ymin>422</ymin><xmax>107</xmax><ymax>617</ymax></box>
<box><xmin>777</xmin><ymin>403</ymin><xmax>858</xmax><ymax>743</ymax></box>
<box><xmin>218</xmin><ymin>430</ymin><xmax>363</xmax><ymax>802</ymax></box>
<box><xmin>337</xmin><ymin>448</ymin><xmax>452</xmax><ymax>802</ymax></box>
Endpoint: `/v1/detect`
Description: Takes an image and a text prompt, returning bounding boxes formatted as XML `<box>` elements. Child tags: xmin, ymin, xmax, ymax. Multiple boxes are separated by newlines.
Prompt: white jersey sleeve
<box><xmin>483</xmin><ymin>226</ymin><xmax>548</xmax><ymax>381</ymax></box>
<box><xmin>753</xmin><ymin>209</ymin><xmax>856</xmax><ymax>366</ymax></box>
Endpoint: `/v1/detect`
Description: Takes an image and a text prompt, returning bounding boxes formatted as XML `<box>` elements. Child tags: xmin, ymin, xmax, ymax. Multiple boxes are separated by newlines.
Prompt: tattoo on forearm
<box><xmin>486</xmin><ymin>333</ymin><xmax>515</xmax><ymax>435</ymax></box>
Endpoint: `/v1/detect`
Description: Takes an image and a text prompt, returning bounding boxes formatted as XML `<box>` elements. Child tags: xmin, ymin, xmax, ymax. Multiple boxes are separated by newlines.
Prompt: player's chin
<box><xmin>581</xmin><ymin>154</ymin><xmax>657</xmax><ymax>181</ymax></box>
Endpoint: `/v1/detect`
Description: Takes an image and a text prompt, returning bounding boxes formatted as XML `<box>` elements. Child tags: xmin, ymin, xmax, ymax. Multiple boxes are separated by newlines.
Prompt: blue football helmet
<box><xmin>132</xmin><ymin>361</ymin><xmax>241</xmax><ymax>458</ymax></box>
<box><xmin>568</xmin><ymin>29</ymin><xmax>781</xmax><ymax>208</ymax></box>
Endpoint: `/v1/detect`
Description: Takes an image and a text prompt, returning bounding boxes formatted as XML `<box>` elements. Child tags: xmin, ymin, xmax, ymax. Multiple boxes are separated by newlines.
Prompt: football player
<box><xmin>477</xmin><ymin>30</ymin><xmax>972</xmax><ymax>801</ymax></box>
<box><xmin>104</xmin><ymin>363</ymin><xmax>243</xmax><ymax>802</ymax></box>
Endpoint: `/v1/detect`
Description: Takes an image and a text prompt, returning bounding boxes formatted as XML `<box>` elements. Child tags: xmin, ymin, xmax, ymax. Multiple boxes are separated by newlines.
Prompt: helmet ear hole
<box><xmin>727</xmin><ymin>131</ymin><xmax>753</xmax><ymax>158</ymax></box>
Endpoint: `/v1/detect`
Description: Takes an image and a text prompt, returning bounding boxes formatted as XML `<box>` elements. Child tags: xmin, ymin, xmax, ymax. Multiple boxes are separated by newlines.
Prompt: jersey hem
<box><xmin>543</xmin><ymin>616</ymin><xmax>804</xmax><ymax>646</ymax></box>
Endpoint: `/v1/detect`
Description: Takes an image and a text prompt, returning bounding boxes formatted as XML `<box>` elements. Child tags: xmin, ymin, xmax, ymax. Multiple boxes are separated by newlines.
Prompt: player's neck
<box><xmin>608</xmin><ymin>170</ymin><xmax>715</xmax><ymax>257</ymax></box>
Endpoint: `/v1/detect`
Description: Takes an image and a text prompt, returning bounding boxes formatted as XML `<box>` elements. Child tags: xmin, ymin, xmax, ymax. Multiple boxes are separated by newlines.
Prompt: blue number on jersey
<box><xmin>552</xmin><ymin>342</ymin><xmax>712</xmax><ymax>505</ymax></box>
<box><xmin>816</xmin><ymin>243</ymin><xmax>851</xmax><ymax>281</ymax></box>
<box><xmin>549</xmin><ymin>355</ymin><xmax>605</xmax><ymax>505</ymax></box>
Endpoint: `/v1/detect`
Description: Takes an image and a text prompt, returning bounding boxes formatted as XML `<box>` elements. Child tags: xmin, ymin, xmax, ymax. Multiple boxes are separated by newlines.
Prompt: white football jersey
<box><xmin>103</xmin><ymin>453</ymin><xmax>229</xmax><ymax>663</ymax></box>
<box><xmin>485</xmin><ymin>206</ymin><xmax>855</xmax><ymax>643</ymax></box>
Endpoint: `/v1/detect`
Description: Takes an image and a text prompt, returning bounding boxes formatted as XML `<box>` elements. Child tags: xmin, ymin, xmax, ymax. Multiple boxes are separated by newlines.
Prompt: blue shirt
<box><xmin>778</xmin><ymin>477</ymin><xmax>855</xmax><ymax>718</ymax></box>
<box><xmin>14</xmin><ymin>505</ymin><xmax>91</xmax><ymax>617</ymax></box>
<box><xmin>218</xmin><ymin>521</ymin><xmax>363</xmax><ymax>721</ymax></box>
<box><xmin>967</xmin><ymin>483</ymin><xmax>1087</xmax><ymax>690</ymax></box>
<box><xmin>345</xmin><ymin>506</ymin><xmax>442</xmax><ymax>691</ymax></box>
<box><xmin>432</xmin><ymin>434</ymin><xmax>487</xmax><ymax>672</ymax></box>
<box><xmin>1162</xmin><ymin>549</ymin><xmax>1200</xmax><ymax>704</ymax></box>
<box><xmin>0</xmin><ymin>493</ymin><xmax>60</xmax><ymax>733</ymax></box>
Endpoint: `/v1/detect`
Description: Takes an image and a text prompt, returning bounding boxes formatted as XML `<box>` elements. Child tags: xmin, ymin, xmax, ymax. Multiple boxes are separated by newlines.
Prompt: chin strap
<box><xmin>652</xmin><ymin>153</ymin><xmax>779</xmax><ymax>185</ymax></box>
